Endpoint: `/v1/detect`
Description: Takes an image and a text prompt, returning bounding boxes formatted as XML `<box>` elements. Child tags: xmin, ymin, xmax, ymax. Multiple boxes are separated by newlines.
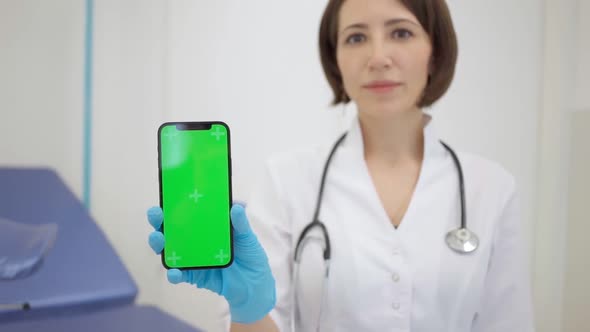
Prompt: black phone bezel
<box><xmin>157</xmin><ymin>121</ymin><xmax>234</xmax><ymax>270</ymax></box>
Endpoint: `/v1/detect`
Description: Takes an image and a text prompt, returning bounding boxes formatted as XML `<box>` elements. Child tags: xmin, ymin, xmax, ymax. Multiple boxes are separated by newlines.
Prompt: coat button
<box><xmin>392</xmin><ymin>302</ymin><xmax>401</xmax><ymax>310</ymax></box>
<box><xmin>392</xmin><ymin>273</ymin><xmax>400</xmax><ymax>282</ymax></box>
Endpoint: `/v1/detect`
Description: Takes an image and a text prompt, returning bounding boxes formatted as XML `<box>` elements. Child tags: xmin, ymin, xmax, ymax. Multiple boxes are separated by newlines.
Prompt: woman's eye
<box><xmin>345</xmin><ymin>33</ymin><xmax>366</xmax><ymax>44</ymax></box>
<box><xmin>392</xmin><ymin>29</ymin><xmax>413</xmax><ymax>40</ymax></box>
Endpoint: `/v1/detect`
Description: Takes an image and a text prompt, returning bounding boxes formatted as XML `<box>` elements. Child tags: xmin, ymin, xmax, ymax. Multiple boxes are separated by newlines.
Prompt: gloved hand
<box><xmin>147</xmin><ymin>204</ymin><xmax>276</xmax><ymax>324</ymax></box>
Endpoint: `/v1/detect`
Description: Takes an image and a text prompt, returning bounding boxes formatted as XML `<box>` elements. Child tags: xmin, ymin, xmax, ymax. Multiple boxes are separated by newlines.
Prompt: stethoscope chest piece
<box><xmin>445</xmin><ymin>228</ymin><xmax>479</xmax><ymax>254</ymax></box>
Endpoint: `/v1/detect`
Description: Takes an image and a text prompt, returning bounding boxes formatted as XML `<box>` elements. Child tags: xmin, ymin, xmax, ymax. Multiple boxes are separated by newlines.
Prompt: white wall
<box><xmin>0</xmin><ymin>0</ymin><xmax>84</xmax><ymax>197</ymax></box>
<box><xmin>562</xmin><ymin>111</ymin><xmax>590</xmax><ymax>332</ymax></box>
<box><xmin>562</xmin><ymin>2</ymin><xmax>590</xmax><ymax>331</ymax></box>
<box><xmin>572</xmin><ymin>0</ymin><xmax>590</xmax><ymax>112</ymax></box>
<box><xmin>5</xmin><ymin>1</ymin><xmax>585</xmax><ymax>332</ymax></box>
<box><xmin>533</xmin><ymin>0</ymin><xmax>590</xmax><ymax>331</ymax></box>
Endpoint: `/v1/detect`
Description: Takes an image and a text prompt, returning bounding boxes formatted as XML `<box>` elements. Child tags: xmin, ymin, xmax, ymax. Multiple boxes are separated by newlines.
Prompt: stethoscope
<box><xmin>291</xmin><ymin>131</ymin><xmax>479</xmax><ymax>331</ymax></box>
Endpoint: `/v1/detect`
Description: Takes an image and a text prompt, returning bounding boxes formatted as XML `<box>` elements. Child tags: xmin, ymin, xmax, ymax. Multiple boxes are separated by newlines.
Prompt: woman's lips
<box><xmin>363</xmin><ymin>80</ymin><xmax>402</xmax><ymax>93</ymax></box>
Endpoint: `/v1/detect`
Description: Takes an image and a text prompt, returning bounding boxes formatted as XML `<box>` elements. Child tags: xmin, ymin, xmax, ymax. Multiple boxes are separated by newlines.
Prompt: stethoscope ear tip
<box><xmin>446</xmin><ymin>228</ymin><xmax>479</xmax><ymax>254</ymax></box>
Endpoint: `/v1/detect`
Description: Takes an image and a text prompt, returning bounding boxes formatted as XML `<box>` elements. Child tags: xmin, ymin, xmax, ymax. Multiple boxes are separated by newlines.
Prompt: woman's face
<box><xmin>336</xmin><ymin>0</ymin><xmax>432</xmax><ymax>117</ymax></box>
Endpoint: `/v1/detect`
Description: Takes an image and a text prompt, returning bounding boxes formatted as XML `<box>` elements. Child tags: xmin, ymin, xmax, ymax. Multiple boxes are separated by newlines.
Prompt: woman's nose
<box><xmin>367</xmin><ymin>40</ymin><xmax>393</xmax><ymax>71</ymax></box>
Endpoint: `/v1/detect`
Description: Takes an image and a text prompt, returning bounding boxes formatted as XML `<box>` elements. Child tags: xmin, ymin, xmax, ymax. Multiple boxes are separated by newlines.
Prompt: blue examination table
<box><xmin>0</xmin><ymin>168</ymin><xmax>202</xmax><ymax>331</ymax></box>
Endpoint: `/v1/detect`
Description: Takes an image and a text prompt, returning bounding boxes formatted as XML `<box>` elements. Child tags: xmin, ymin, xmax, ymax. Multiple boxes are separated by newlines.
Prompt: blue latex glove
<box><xmin>147</xmin><ymin>204</ymin><xmax>276</xmax><ymax>324</ymax></box>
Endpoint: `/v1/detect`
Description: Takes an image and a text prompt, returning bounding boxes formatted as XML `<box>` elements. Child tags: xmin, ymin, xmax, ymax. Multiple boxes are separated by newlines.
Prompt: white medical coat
<box><xmin>246</xmin><ymin>113</ymin><xmax>535</xmax><ymax>332</ymax></box>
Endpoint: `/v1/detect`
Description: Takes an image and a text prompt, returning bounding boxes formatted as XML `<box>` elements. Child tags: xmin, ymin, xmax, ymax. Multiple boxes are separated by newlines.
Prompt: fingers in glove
<box><xmin>148</xmin><ymin>231</ymin><xmax>165</xmax><ymax>254</ymax></box>
<box><xmin>230</xmin><ymin>204</ymin><xmax>252</xmax><ymax>236</ymax></box>
<box><xmin>147</xmin><ymin>206</ymin><xmax>164</xmax><ymax>231</ymax></box>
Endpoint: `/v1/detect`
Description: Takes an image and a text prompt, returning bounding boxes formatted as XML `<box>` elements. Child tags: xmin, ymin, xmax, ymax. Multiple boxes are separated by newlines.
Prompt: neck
<box><xmin>359</xmin><ymin>109</ymin><xmax>425</xmax><ymax>167</ymax></box>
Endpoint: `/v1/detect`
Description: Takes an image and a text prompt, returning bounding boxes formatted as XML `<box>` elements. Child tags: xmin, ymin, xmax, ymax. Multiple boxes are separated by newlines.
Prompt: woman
<box><xmin>148</xmin><ymin>0</ymin><xmax>535</xmax><ymax>331</ymax></box>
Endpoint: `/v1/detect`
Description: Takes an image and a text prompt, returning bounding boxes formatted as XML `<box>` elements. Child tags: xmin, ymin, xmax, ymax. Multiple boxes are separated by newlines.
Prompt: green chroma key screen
<box><xmin>158</xmin><ymin>122</ymin><xmax>233</xmax><ymax>269</ymax></box>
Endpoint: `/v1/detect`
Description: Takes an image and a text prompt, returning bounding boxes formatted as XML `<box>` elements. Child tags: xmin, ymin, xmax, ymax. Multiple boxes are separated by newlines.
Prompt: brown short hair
<box><xmin>319</xmin><ymin>0</ymin><xmax>458</xmax><ymax>107</ymax></box>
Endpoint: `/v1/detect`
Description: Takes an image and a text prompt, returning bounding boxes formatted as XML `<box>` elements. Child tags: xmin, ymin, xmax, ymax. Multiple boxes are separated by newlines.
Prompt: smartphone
<box><xmin>157</xmin><ymin>121</ymin><xmax>233</xmax><ymax>269</ymax></box>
